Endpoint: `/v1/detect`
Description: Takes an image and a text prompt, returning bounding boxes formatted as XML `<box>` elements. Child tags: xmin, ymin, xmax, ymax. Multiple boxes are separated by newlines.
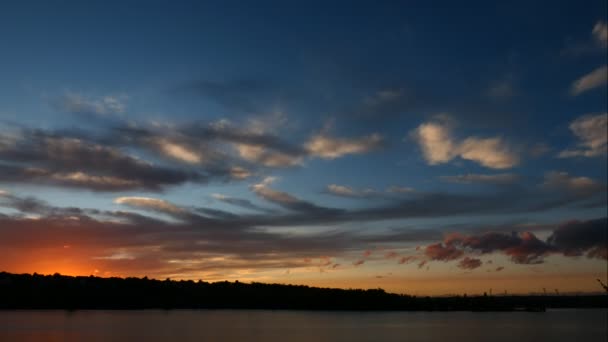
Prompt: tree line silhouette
<box><xmin>0</xmin><ymin>272</ymin><xmax>606</xmax><ymax>311</ymax></box>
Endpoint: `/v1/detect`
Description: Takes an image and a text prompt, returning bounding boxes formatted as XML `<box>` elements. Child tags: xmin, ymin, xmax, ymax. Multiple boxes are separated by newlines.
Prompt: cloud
<box><xmin>558</xmin><ymin>113</ymin><xmax>607</xmax><ymax>158</ymax></box>
<box><xmin>244</xmin><ymin>172</ymin><xmax>604</xmax><ymax>228</ymax></box>
<box><xmin>458</xmin><ymin>137</ymin><xmax>519</xmax><ymax>169</ymax></box>
<box><xmin>250</xmin><ymin>177</ymin><xmax>339</xmax><ymax>214</ymax></box>
<box><xmin>305</xmin><ymin>133</ymin><xmax>383</xmax><ymax>159</ymax></box>
<box><xmin>327</xmin><ymin>184</ymin><xmax>358</xmax><ymax>197</ymax></box>
<box><xmin>114</xmin><ymin>196</ymin><xmax>186</xmax><ymax>216</ymax></box>
<box><xmin>353</xmin><ymin>259</ymin><xmax>365</xmax><ymax>266</ymax></box>
<box><xmin>130</xmin><ymin>119</ymin><xmax>307</xmax><ymax>170</ymax></box>
<box><xmin>0</xmin><ymin>192</ymin><xmax>53</xmax><ymax>215</ymax></box>
<box><xmin>0</xmin><ymin>118</ymin><xmax>389</xmax><ymax>194</ymax></box>
<box><xmin>593</xmin><ymin>21</ymin><xmax>608</xmax><ymax>47</ymax></box>
<box><xmin>155</xmin><ymin>138</ymin><xmax>202</xmax><ymax>164</ymax></box>
<box><xmin>229</xmin><ymin>166</ymin><xmax>252</xmax><ymax>180</ymax></box>
<box><xmin>424</xmin><ymin>242</ymin><xmax>464</xmax><ymax>261</ymax></box>
<box><xmin>53</xmin><ymin>93</ymin><xmax>126</xmax><ymax>116</ymax></box>
<box><xmin>235</xmin><ymin>143</ymin><xmax>303</xmax><ymax>167</ymax></box>
<box><xmin>325</xmin><ymin>184</ymin><xmax>380</xmax><ymax>198</ymax></box>
<box><xmin>50</xmin><ymin>172</ymin><xmax>142</xmax><ymax>190</ymax></box>
<box><xmin>414</xmin><ymin>121</ymin><xmax>456</xmax><ymax>164</ymax></box>
<box><xmin>547</xmin><ymin>217</ymin><xmax>608</xmax><ymax>258</ymax></box>
<box><xmin>542</xmin><ymin>171</ymin><xmax>604</xmax><ymax>195</ymax></box>
<box><xmin>571</xmin><ymin>65</ymin><xmax>608</xmax><ymax>95</ymax></box>
<box><xmin>457</xmin><ymin>257</ymin><xmax>482</xmax><ymax>270</ymax></box>
<box><xmin>0</xmin><ymin>185</ymin><xmax>605</xmax><ymax>280</ymax></box>
<box><xmin>250</xmin><ymin>177</ymin><xmax>297</xmax><ymax>206</ymax></box>
<box><xmin>439</xmin><ymin>173</ymin><xmax>518</xmax><ymax>185</ymax></box>
<box><xmin>325</xmin><ymin>184</ymin><xmax>414</xmax><ymax>198</ymax></box>
<box><xmin>384</xmin><ymin>251</ymin><xmax>398</xmax><ymax>259</ymax></box>
<box><xmin>418</xmin><ymin>217</ymin><xmax>607</xmax><ymax>266</ymax></box>
<box><xmin>561</xmin><ymin>20</ymin><xmax>608</xmax><ymax>57</ymax></box>
<box><xmin>211</xmin><ymin>193</ymin><xmax>275</xmax><ymax>214</ymax></box>
<box><xmin>0</xmin><ymin>132</ymin><xmax>202</xmax><ymax>191</ymax></box>
<box><xmin>414</xmin><ymin>119</ymin><xmax>519</xmax><ymax>169</ymax></box>
<box><xmin>364</xmin><ymin>89</ymin><xmax>405</xmax><ymax>107</ymax></box>
<box><xmin>398</xmin><ymin>256</ymin><xmax>417</xmax><ymax>264</ymax></box>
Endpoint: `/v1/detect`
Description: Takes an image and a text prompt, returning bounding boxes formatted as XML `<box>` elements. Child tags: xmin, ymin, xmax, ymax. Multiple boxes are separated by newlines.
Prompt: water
<box><xmin>0</xmin><ymin>309</ymin><xmax>605</xmax><ymax>341</ymax></box>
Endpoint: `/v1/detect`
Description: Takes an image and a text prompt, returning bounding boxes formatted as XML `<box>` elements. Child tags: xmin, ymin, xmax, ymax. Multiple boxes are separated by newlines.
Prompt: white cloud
<box><xmin>114</xmin><ymin>196</ymin><xmax>185</xmax><ymax>215</ymax></box>
<box><xmin>458</xmin><ymin>137</ymin><xmax>519</xmax><ymax>169</ymax></box>
<box><xmin>414</xmin><ymin>121</ymin><xmax>456</xmax><ymax>164</ymax></box>
<box><xmin>235</xmin><ymin>143</ymin><xmax>303</xmax><ymax>167</ymax></box>
<box><xmin>571</xmin><ymin>65</ymin><xmax>608</xmax><ymax>95</ymax></box>
<box><xmin>440</xmin><ymin>173</ymin><xmax>518</xmax><ymax>184</ymax></box>
<box><xmin>156</xmin><ymin>139</ymin><xmax>202</xmax><ymax>164</ymax></box>
<box><xmin>229</xmin><ymin>166</ymin><xmax>252</xmax><ymax>179</ymax></box>
<box><xmin>414</xmin><ymin>119</ymin><xmax>519</xmax><ymax>169</ymax></box>
<box><xmin>250</xmin><ymin>177</ymin><xmax>300</xmax><ymax>204</ymax></box>
<box><xmin>593</xmin><ymin>21</ymin><xmax>608</xmax><ymax>46</ymax></box>
<box><xmin>558</xmin><ymin>113</ymin><xmax>607</xmax><ymax>158</ymax></box>
<box><xmin>305</xmin><ymin>133</ymin><xmax>383</xmax><ymax>159</ymax></box>
<box><xmin>327</xmin><ymin>184</ymin><xmax>357</xmax><ymax>197</ymax></box>
<box><xmin>52</xmin><ymin>172</ymin><xmax>140</xmax><ymax>188</ymax></box>
<box><xmin>211</xmin><ymin>193</ymin><xmax>229</xmax><ymax>200</ymax></box>
<box><xmin>326</xmin><ymin>184</ymin><xmax>380</xmax><ymax>198</ymax></box>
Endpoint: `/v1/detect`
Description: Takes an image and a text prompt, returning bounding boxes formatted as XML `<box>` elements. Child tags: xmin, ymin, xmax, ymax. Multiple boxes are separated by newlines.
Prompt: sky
<box><xmin>0</xmin><ymin>0</ymin><xmax>606</xmax><ymax>295</ymax></box>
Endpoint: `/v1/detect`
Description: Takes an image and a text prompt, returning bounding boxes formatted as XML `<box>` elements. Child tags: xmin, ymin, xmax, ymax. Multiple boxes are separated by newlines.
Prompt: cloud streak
<box><xmin>571</xmin><ymin>65</ymin><xmax>608</xmax><ymax>96</ymax></box>
<box><xmin>558</xmin><ymin>113</ymin><xmax>607</xmax><ymax>158</ymax></box>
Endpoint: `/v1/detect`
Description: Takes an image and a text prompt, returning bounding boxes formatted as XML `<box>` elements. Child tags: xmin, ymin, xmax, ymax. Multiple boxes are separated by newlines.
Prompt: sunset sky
<box><xmin>0</xmin><ymin>1</ymin><xmax>606</xmax><ymax>295</ymax></box>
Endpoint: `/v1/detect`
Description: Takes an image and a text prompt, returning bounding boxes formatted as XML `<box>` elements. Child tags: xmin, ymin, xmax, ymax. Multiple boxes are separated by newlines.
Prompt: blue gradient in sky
<box><xmin>0</xmin><ymin>1</ymin><xmax>606</xmax><ymax>290</ymax></box>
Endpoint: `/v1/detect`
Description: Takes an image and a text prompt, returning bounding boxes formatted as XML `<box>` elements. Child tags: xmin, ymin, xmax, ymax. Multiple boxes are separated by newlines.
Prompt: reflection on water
<box><xmin>0</xmin><ymin>309</ymin><xmax>606</xmax><ymax>342</ymax></box>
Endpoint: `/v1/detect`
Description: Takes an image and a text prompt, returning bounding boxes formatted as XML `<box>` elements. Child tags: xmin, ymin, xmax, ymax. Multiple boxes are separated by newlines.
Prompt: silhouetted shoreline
<box><xmin>1</xmin><ymin>272</ymin><xmax>606</xmax><ymax>311</ymax></box>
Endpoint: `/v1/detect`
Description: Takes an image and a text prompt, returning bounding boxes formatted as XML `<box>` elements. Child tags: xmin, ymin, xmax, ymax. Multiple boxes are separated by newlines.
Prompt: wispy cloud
<box><xmin>114</xmin><ymin>196</ymin><xmax>186</xmax><ymax>216</ymax></box>
<box><xmin>53</xmin><ymin>92</ymin><xmax>126</xmax><ymax>116</ymax></box>
<box><xmin>542</xmin><ymin>171</ymin><xmax>604</xmax><ymax>195</ymax></box>
<box><xmin>558</xmin><ymin>113</ymin><xmax>607</xmax><ymax>158</ymax></box>
<box><xmin>325</xmin><ymin>184</ymin><xmax>380</xmax><ymax>198</ymax></box>
<box><xmin>325</xmin><ymin>184</ymin><xmax>415</xmax><ymax>198</ymax></box>
<box><xmin>440</xmin><ymin>173</ymin><xmax>519</xmax><ymax>185</ymax></box>
<box><xmin>571</xmin><ymin>65</ymin><xmax>608</xmax><ymax>95</ymax></box>
<box><xmin>305</xmin><ymin>133</ymin><xmax>383</xmax><ymax>159</ymax></box>
<box><xmin>0</xmin><ymin>131</ymin><xmax>202</xmax><ymax>191</ymax></box>
<box><xmin>593</xmin><ymin>21</ymin><xmax>608</xmax><ymax>47</ymax></box>
<box><xmin>154</xmin><ymin>138</ymin><xmax>203</xmax><ymax>164</ymax></box>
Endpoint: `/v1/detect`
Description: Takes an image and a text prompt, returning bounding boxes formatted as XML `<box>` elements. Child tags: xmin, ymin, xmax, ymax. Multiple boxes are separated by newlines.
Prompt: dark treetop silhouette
<box><xmin>1</xmin><ymin>272</ymin><xmax>606</xmax><ymax>311</ymax></box>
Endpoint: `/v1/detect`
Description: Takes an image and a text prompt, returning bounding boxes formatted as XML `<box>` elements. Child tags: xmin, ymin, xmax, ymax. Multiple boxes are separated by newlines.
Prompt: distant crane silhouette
<box><xmin>597</xmin><ymin>279</ymin><xmax>608</xmax><ymax>293</ymax></box>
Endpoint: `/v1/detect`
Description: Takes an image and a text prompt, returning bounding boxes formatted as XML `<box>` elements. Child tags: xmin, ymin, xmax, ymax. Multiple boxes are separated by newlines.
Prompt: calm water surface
<box><xmin>0</xmin><ymin>309</ymin><xmax>606</xmax><ymax>341</ymax></box>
